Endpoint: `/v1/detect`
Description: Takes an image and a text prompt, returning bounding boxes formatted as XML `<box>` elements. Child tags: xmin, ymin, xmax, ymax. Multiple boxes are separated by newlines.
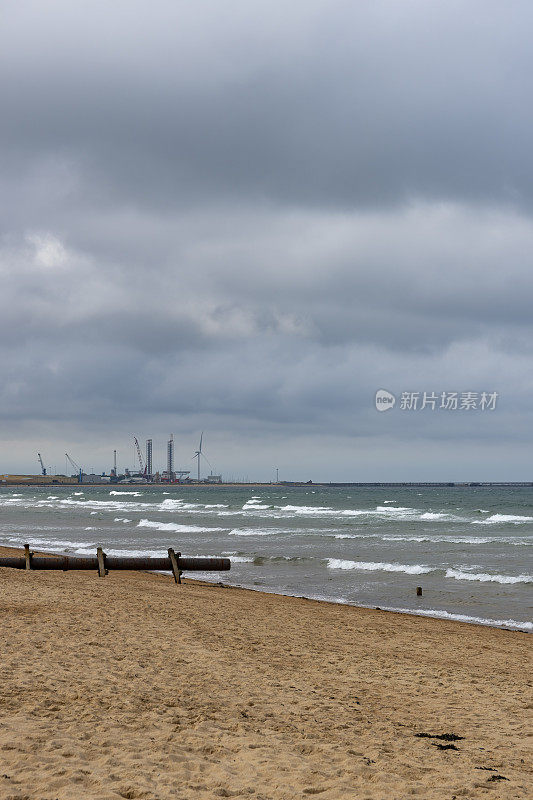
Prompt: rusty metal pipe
<box><xmin>0</xmin><ymin>555</ymin><xmax>230</xmax><ymax>572</ymax></box>
<box><xmin>0</xmin><ymin>557</ymin><xmax>25</xmax><ymax>569</ymax></box>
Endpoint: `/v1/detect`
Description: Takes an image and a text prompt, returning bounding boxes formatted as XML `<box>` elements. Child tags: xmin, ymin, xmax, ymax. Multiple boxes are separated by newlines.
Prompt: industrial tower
<box><xmin>167</xmin><ymin>434</ymin><xmax>174</xmax><ymax>481</ymax></box>
<box><xmin>146</xmin><ymin>439</ymin><xmax>152</xmax><ymax>478</ymax></box>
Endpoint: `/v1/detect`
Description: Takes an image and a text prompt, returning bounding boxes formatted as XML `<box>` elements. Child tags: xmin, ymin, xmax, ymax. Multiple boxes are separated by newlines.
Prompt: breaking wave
<box><xmin>381</xmin><ymin>534</ymin><xmax>530</xmax><ymax>546</ymax></box>
<box><xmin>472</xmin><ymin>513</ymin><xmax>533</xmax><ymax>524</ymax></box>
<box><xmin>137</xmin><ymin>519</ymin><xmax>227</xmax><ymax>533</ymax></box>
<box><xmin>2</xmin><ymin>536</ymin><xmax>98</xmax><ymax>552</ymax></box>
<box><xmin>445</xmin><ymin>568</ymin><xmax>532</xmax><ymax>584</ymax></box>
<box><xmin>229</xmin><ymin>527</ymin><xmax>292</xmax><ymax>537</ymax></box>
<box><xmin>326</xmin><ymin>559</ymin><xmax>433</xmax><ymax>575</ymax></box>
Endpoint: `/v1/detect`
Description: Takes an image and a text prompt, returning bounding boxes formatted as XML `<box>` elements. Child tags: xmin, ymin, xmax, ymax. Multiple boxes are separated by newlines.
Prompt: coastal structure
<box><xmin>167</xmin><ymin>434</ymin><xmax>174</xmax><ymax>479</ymax></box>
<box><xmin>2</xmin><ymin>433</ymin><xmax>220</xmax><ymax>485</ymax></box>
<box><xmin>1</xmin><ymin>474</ymin><xmax>78</xmax><ymax>485</ymax></box>
<box><xmin>146</xmin><ymin>438</ymin><xmax>152</xmax><ymax>479</ymax></box>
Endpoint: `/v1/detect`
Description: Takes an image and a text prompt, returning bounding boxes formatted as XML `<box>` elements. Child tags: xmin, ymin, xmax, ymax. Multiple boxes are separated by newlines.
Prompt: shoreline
<box><xmin>0</xmin><ymin>543</ymin><xmax>530</xmax><ymax>799</ymax></box>
<box><xmin>209</xmin><ymin>582</ymin><xmax>533</xmax><ymax>633</ymax></box>
<box><xmin>3</xmin><ymin>480</ymin><xmax>533</xmax><ymax>487</ymax></box>
<box><xmin>1</xmin><ymin>544</ymin><xmax>531</xmax><ymax>634</ymax></box>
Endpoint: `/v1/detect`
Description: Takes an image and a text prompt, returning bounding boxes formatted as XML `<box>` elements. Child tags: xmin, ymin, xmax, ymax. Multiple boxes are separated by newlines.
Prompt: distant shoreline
<box><xmin>2</xmin><ymin>480</ymin><xmax>533</xmax><ymax>488</ymax></box>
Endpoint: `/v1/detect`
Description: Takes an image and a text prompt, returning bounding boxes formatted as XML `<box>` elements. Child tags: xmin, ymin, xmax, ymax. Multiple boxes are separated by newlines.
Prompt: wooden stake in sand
<box><xmin>97</xmin><ymin>547</ymin><xmax>108</xmax><ymax>578</ymax></box>
<box><xmin>168</xmin><ymin>548</ymin><xmax>182</xmax><ymax>585</ymax></box>
<box><xmin>24</xmin><ymin>543</ymin><xmax>33</xmax><ymax>571</ymax></box>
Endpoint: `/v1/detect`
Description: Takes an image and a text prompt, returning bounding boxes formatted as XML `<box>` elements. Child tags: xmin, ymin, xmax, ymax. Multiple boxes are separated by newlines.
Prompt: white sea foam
<box><xmin>229</xmin><ymin>528</ymin><xmax>288</xmax><ymax>537</ymax></box>
<box><xmin>109</xmin><ymin>491</ymin><xmax>143</xmax><ymax>497</ymax></box>
<box><xmin>57</xmin><ymin>498</ymin><xmax>152</xmax><ymax>512</ymax></box>
<box><xmin>472</xmin><ymin>513</ymin><xmax>533</xmax><ymax>524</ymax></box>
<box><xmin>3</xmin><ymin>536</ymin><xmax>97</xmax><ymax>551</ymax></box>
<box><xmin>93</xmin><ymin>498</ymin><xmax>226</xmax><ymax>514</ymax></box>
<box><xmin>382</xmin><ymin>534</ymin><xmax>495</xmax><ymax>545</ymax></box>
<box><xmin>299</xmin><ymin>504</ymin><xmax>473</xmax><ymax>523</ymax></box>
<box><xmin>374</xmin><ymin>505</ymin><xmax>416</xmax><ymax>513</ymax></box>
<box><xmin>381</xmin><ymin>607</ymin><xmax>532</xmax><ymax>632</ymax></box>
<box><xmin>160</xmin><ymin>501</ymin><xmax>230</xmax><ymax>513</ymax></box>
<box><xmin>160</xmin><ymin>499</ymin><xmax>190</xmax><ymax>508</ymax></box>
<box><xmin>137</xmin><ymin>519</ymin><xmax>226</xmax><ymax>533</ymax></box>
<box><xmin>419</xmin><ymin>512</ymin><xmax>448</xmax><ymax>520</ymax></box>
<box><xmin>383</xmin><ymin>533</ymin><xmax>530</xmax><ymax>546</ymax></box>
<box><xmin>271</xmin><ymin>504</ymin><xmax>454</xmax><ymax>522</ymax></box>
<box><xmin>74</xmin><ymin>546</ymin><xmax>167</xmax><ymax>558</ymax></box>
<box><xmin>338</xmin><ymin>509</ymin><xmax>374</xmax><ymax>517</ymax></box>
<box><xmin>167</xmin><ymin>502</ymin><xmax>204</xmax><ymax>510</ymax></box>
<box><xmin>326</xmin><ymin>559</ymin><xmax>433</xmax><ymax>575</ymax></box>
<box><xmin>114</xmin><ymin>517</ymin><xmax>132</xmax><ymax>523</ymax></box>
<box><xmin>277</xmin><ymin>505</ymin><xmax>333</xmax><ymax>513</ymax></box>
<box><xmin>445</xmin><ymin>568</ymin><xmax>532</xmax><ymax>584</ymax></box>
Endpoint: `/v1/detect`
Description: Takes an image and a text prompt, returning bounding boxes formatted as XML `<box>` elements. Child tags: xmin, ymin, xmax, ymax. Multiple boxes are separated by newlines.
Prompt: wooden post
<box><xmin>24</xmin><ymin>543</ymin><xmax>32</xmax><ymax>571</ymax></box>
<box><xmin>97</xmin><ymin>547</ymin><xmax>107</xmax><ymax>578</ymax></box>
<box><xmin>416</xmin><ymin>586</ymin><xmax>423</xmax><ymax>596</ymax></box>
<box><xmin>168</xmin><ymin>548</ymin><xmax>182</xmax><ymax>585</ymax></box>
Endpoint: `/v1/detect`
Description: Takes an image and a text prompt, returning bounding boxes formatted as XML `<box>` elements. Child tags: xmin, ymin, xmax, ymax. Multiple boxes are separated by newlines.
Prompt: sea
<box><xmin>1</xmin><ymin>484</ymin><xmax>531</xmax><ymax>632</ymax></box>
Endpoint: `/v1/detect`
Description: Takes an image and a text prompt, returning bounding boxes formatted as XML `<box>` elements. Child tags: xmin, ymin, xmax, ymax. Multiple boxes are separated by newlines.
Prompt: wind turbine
<box><xmin>193</xmin><ymin>432</ymin><xmax>203</xmax><ymax>482</ymax></box>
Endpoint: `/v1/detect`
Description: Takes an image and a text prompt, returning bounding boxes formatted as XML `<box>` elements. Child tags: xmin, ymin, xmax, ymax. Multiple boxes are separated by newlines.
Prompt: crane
<box><xmin>65</xmin><ymin>453</ymin><xmax>83</xmax><ymax>483</ymax></box>
<box><xmin>37</xmin><ymin>453</ymin><xmax>46</xmax><ymax>476</ymax></box>
<box><xmin>133</xmin><ymin>436</ymin><xmax>146</xmax><ymax>476</ymax></box>
<box><xmin>65</xmin><ymin>453</ymin><xmax>80</xmax><ymax>473</ymax></box>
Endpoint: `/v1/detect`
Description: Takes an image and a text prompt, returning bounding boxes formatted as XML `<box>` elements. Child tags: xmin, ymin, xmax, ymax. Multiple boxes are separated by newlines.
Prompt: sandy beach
<box><xmin>0</xmin><ymin>545</ymin><xmax>531</xmax><ymax>800</ymax></box>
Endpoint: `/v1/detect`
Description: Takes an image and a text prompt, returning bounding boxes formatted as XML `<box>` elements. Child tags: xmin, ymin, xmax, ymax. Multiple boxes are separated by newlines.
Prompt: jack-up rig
<box><xmin>1</xmin><ymin>437</ymin><xmax>222</xmax><ymax>486</ymax></box>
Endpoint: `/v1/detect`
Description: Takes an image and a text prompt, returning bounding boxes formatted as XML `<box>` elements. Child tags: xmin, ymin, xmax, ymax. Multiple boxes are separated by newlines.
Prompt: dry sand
<box><xmin>0</xmin><ymin>545</ymin><xmax>531</xmax><ymax>800</ymax></box>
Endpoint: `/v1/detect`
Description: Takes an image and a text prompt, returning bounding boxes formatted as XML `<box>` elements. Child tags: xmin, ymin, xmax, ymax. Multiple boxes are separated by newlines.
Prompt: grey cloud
<box><xmin>1</xmin><ymin>1</ymin><xmax>533</xmax><ymax>478</ymax></box>
<box><xmin>3</xmin><ymin>204</ymin><xmax>533</xmax><ymax>356</ymax></box>
<box><xmin>2</xmin><ymin>2</ymin><xmax>533</xmax><ymax>212</ymax></box>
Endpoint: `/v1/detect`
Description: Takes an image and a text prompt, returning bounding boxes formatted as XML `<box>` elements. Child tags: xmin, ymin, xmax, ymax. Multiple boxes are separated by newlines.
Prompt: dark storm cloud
<box><xmin>1</xmin><ymin>1</ymin><xmax>533</xmax><ymax>478</ymax></box>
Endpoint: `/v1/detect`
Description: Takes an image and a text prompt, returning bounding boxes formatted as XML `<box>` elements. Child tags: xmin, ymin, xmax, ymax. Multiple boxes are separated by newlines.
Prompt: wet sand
<box><xmin>0</xmin><ymin>545</ymin><xmax>531</xmax><ymax>799</ymax></box>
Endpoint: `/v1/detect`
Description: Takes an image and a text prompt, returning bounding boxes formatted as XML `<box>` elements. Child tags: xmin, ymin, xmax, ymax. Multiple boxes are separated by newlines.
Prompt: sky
<box><xmin>1</xmin><ymin>0</ymin><xmax>533</xmax><ymax>481</ymax></box>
